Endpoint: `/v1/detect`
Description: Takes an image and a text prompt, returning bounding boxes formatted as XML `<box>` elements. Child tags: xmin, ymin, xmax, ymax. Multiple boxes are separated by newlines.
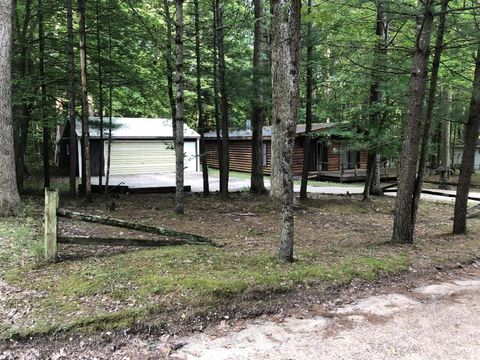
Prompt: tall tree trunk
<box><xmin>174</xmin><ymin>0</ymin><xmax>185</xmax><ymax>214</ymax></box>
<box><xmin>215</xmin><ymin>0</ymin><xmax>229</xmax><ymax>198</ymax></box>
<box><xmin>391</xmin><ymin>0</ymin><xmax>435</xmax><ymax>244</ymax></box>
<box><xmin>13</xmin><ymin>0</ymin><xmax>32</xmax><ymax>193</ymax></box>
<box><xmin>453</xmin><ymin>44</ymin><xmax>480</xmax><ymax>234</ymax></box>
<box><xmin>271</xmin><ymin>0</ymin><xmax>301</xmax><ymax>262</ymax></box>
<box><xmin>163</xmin><ymin>0</ymin><xmax>176</xmax><ymax>135</ymax></box>
<box><xmin>78</xmin><ymin>0</ymin><xmax>91</xmax><ymax>199</ymax></box>
<box><xmin>363</xmin><ymin>0</ymin><xmax>387</xmax><ymax>200</ymax></box>
<box><xmin>439</xmin><ymin>87</ymin><xmax>452</xmax><ymax>189</ymax></box>
<box><xmin>38</xmin><ymin>0</ymin><xmax>50</xmax><ymax>188</ymax></box>
<box><xmin>0</xmin><ymin>0</ymin><xmax>21</xmax><ymax>215</ymax></box>
<box><xmin>194</xmin><ymin>0</ymin><xmax>209</xmax><ymax>196</ymax></box>
<box><xmin>299</xmin><ymin>0</ymin><xmax>313</xmax><ymax>201</ymax></box>
<box><xmin>411</xmin><ymin>0</ymin><xmax>448</xmax><ymax>224</ymax></box>
<box><xmin>250</xmin><ymin>0</ymin><xmax>267</xmax><ymax>194</ymax></box>
<box><xmin>96</xmin><ymin>0</ymin><xmax>104</xmax><ymax>187</ymax></box>
<box><xmin>67</xmin><ymin>0</ymin><xmax>77</xmax><ymax>197</ymax></box>
<box><xmin>105</xmin><ymin>5</ymin><xmax>113</xmax><ymax>195</ymax></box>
<box><xmin>212</xmin><ymin>0</ymin><xmax>222</xmax><ymax>186</ymax></box>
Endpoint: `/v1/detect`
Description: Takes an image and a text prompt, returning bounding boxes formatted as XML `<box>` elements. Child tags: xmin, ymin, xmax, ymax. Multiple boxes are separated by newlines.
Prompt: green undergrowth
<box><xmin>1</xmin><ymin>244</ymin><xmax>408</xmax><ymax>340</ymax></box>
<box><xmin>1</xmin><ymin>193</ymin><xmax>480</xmax><ymax>341</ymax></box>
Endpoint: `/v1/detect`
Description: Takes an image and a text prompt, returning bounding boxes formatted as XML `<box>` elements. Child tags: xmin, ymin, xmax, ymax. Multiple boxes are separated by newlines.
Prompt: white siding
<box><xmin>453</xmin><ymin>147</ymin><xmax>480</xmax><ymax>170</ymax></box>
<box><xmin>105</xmin><ymin>140</ymin><xmax>176</xmax><ymax>175</ymax></box>
<box><xmin>184</xmin><ymin>140</ymin><xmax>198</xmax><ymax>172</ymax></box>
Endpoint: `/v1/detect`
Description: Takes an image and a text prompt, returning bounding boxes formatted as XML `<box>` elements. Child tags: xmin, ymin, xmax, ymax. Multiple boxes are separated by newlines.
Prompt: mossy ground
<box><xmin>0</xmin><ymin>190</ymin><xmax>479</xmax><ymax>340</ymax></box>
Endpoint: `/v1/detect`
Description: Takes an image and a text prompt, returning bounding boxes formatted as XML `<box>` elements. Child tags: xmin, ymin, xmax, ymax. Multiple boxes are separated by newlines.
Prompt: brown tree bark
<box><xmin>439</xmin><ymin>88</ymin><xmax>452</xmax><ymax>189</ymax></box>
<box><xmin>250</xmin><ymin>0</ymin><xmax>267</xmax><ymax>194</ymax></box>
<box><xmin>105</xmin><ymin>0</ymin><xmax>114</xmax><ymax>195</ymax></box>
<box><xmin>215</xmin><ymin>0</ymin><xmax>229</xmax><ymax>198</ymax></box>
<box><xmin>411</xmin><ymin>0</ymin><xmax>449</xmax><ymax>221</ymax></box>
<box><xmin>194</xmin><ymin>0</ymin><xmax>209</xmax><ymax>196</ymax></box>
<box><xmin>67</xmin><ymin>0</ymin><xmax>77</xmax><ymax>197</ymax></box>
<box><xmin>38</xmin><ymin>0</ymin><xmax>50</xmax><ymax>188</ymax></box>
<box><xmin>163</xmin><ymin>0</ymin><xmax>176</xmax><ymax>136</ymax></box>
<box><xmin>212</xmin><ymin>0</ymin><xmax>222</xmax><ymax>185</ymax></box>
<box><xmin>363</xmin><ymin>0</ymin><xmax>387</xmax><ymax>200</ymax></box>
<box><xmin>300</xmin><ymin>0</ymin><xmax>313</xmax><ymax>201</ymax></box>
<box><xmin>271</xmin><ymin>0</ymin><xmax>301</xmax><ymax>261</ymax></box>
<box><xmin>0</xmin><ymin>0</ymin><xmax>21</xmax><ymax>215</ymax></box>
<box><xmin>13</xmin><ymin>0</ymin><xmax>32</xmax><ymax>193</ymax></box>
<box><xmin>96</xmin><ymin>0</ymin><xmax>104</xmax><ymax>187</ymax></box>
<box><xmin>453</xmin><ymin>44</ymin><xmax>480</xmax><ymax>234</ymax></box>
<box><xmin>78</xmin><ymin>0</ymin><xmax>91</xmax><ymax>199</ymax></box>
<box><xmin>391</xmin><ymin>0</ymin><xmax>435</xmax><ymax>244</ymax></box>
<box><xmin>174</xmin><ymin>0</ymin><xmax>185</xmax><ymax>214</ymax></box>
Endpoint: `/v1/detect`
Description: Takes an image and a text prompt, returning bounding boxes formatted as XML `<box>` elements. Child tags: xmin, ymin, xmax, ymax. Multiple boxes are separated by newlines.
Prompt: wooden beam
<box><xmin>56</xmin><ymin>208</ymin><xmax>214</xmax><ymax>245</ymax></box>
<box><xmin>44</xmin><ymin>189</ymin><xmax>59</xmax><ymax>262</ymax></box>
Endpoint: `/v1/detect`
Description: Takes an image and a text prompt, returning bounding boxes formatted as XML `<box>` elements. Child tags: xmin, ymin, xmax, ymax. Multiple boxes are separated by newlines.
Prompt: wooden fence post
<box><xmin>44</xmin><ymin>189</ymin><xmax>59</xmax><ymax>262</ymax></box>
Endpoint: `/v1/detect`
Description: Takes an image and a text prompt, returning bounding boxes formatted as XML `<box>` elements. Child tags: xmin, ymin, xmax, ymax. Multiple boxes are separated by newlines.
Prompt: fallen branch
<box><xmin>57</xmin><ymin>209</ymin><xmax>214</xmax><ymax>245</ymax></box>
<box><xmin>58</xmin><ymin>236</ymin><xmax>192</xmax><ymax>247</ymax></box>
<box><xmin>383</xmin><ymin>188</ymin><xmax>480</xmax><ymax>202</ymax></box>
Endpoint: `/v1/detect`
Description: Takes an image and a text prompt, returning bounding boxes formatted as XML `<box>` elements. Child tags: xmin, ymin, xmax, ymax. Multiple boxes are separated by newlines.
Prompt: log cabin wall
<box><xmin>327</xmin><ymin>141</ymin><xmax>341</xmax><ymax>171</ymax></box>
<box><xmin>326</xmin><ymin>140</ymin><xmax>368</xmax><ymax>171</ymax></box>
<box><xmin>205</xmin><ymin>137</ymin><xmax>368</xmax><ymax>175</ymax></box>
<box><xmin>205</xmin><ymin>139</ymin><xmax>272</xmax><ymax>174</ymax></box>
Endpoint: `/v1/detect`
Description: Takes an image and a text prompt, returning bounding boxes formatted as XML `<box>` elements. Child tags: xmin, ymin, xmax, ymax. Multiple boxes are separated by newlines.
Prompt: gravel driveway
<box><xmin>173</xmin><ymin>266</ymin><xmax>480</xmax><ymax>360</ymax></box>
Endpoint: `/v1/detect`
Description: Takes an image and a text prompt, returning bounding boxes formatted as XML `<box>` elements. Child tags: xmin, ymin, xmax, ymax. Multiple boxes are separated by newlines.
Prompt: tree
<box><xmin>271</xmin><ymin>0</ymin><xmax>301</xmax><ymax>261</ymax></box>
<box><xmin>174</xmin><ymin>0</ymin><xmax>185</xmax><ymax>214</ymax></box>
<box><xmin>194</xmin><ymin>0</ymin><xmax>209</xmax><ymax>196</ymax></box>
<box><xmin>391</xmin><ymin>0</ymin><xmax>436</xmax><ymax>245</ymax></box>
<box><xmin>95</xmin><ymin>0</ymin><xmax>105</xmax><ymax>187</ymax></box>
<box><xmin>300</xmin><ymin>0</ymin><xmax>314</xmax><ymax>201</ymax></box>
<box><xmin>453</xmin><ymin>43</ymin><xmax>480</xmax><ymax>234</ymax></box>
<box><xmin>67</xmin><ymin>0</ymin><xmax>77</xmax><ymax>198</ymax></box>
<box><xmin>163</xmin><ymin>0</ymin><xmax>176</xmax><ymax>133</ymax></box>
<box><xmin>363</xmin><ymin>0</ymin><xmax>387</xmax><ymax>200</ymax></box>
<box><xmin>38</xmin><ymin>0</ymin><xmax>50</xmax><ymax>189</ymax></box>
<box><xmin>215</xmin><ymin>0</ymin><xmax>230</xmax><ymax>198</ymax></box>
<box><xmin>0</xmin><ymin>0</ymin><xmax>21</xmax><ymax>215</ymax></box>
<box><xmin>250</xmin><ymin>0</ymin><xmax>267</xmax><ymax>194</ymax></box>
<box><xmin>411</xmin><ymin>0</ymin><xmax>449</xmax><ymax>220</ymax></box>
<box><xmin>12</xmin><ymin>0</ymin><xmax>33</xmax><ymax>193</ymax></box>
<box><xmin>78</xmin><ymin>0</ymin><xmax>91</xmax><ymax>198</ymax></box>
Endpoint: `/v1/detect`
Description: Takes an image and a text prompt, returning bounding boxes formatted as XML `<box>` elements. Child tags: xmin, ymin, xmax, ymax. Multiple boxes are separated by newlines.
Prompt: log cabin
<box><xmin>204</xmin><ymin>123</ymin><xmax>368</xmax><ymax>180</ymax></box>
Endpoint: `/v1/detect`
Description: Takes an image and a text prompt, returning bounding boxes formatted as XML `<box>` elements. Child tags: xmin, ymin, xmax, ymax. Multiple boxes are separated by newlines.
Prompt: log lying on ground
<box><xmin>57</xmin><ymin>209</ymin><xmax>214</xmax><ymax>245</ymax></box>
<box><xmin>383</xmin><ymin>188</ymin><xmax>480</xmax><ymax>202</ymax></box>
<box><xmin>58</xmin><ymin>236</ymin><xmax>193</xmax><ymax>247</ymax></box>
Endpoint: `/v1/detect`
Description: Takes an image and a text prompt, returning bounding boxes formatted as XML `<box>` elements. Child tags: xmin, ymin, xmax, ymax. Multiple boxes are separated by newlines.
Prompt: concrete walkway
<box><xmin>92</xmin><ymin>172</ymin><xmax>480</xmax><ymax>204</ymax></box>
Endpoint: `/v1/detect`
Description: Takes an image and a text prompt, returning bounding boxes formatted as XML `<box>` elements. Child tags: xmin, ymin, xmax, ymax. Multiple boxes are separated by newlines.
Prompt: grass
<box><xmin>1</xmin><ymin>190</ymin><xmax>479</xmax><ymax>340</ymax></box>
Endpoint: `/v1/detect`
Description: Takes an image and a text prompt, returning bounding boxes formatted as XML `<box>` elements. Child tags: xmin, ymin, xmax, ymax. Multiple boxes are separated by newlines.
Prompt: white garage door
<box><xmin>105</xmin><ymin>140</ymin><xmax>176</xmax><ymax>175</ymax></box>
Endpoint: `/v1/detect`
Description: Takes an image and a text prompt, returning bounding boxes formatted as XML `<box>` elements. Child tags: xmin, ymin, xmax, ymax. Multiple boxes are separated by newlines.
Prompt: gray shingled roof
<box><xmin>204</xmin><ymin>122</ymin><xmax>336</xmax><ymax>139</ymax></box>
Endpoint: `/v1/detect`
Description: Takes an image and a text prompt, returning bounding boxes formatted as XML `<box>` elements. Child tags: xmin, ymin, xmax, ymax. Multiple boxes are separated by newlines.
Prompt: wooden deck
<box><xmin>316</xmin><ymin>169</ymin><xmax>398</xmax><ymax>183</ymax></box>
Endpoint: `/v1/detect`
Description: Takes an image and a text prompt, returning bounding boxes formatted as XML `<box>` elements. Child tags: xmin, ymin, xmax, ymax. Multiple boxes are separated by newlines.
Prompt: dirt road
<box><xmin>3</xmin><ymin>266</ymin><xmax>480</xmax><ymax>359</ymax></box>
<box><xmin>173</xmin><ymin>267</ymin><xmax>480</xmax><ymax>360</ymax></box>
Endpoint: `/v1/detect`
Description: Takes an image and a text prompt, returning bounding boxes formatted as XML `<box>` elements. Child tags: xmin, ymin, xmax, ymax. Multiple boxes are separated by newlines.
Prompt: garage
<box><xmin>57</xmin><ymin>117</ymin><xmax>200</xmax><ymax>177</ymax></box>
